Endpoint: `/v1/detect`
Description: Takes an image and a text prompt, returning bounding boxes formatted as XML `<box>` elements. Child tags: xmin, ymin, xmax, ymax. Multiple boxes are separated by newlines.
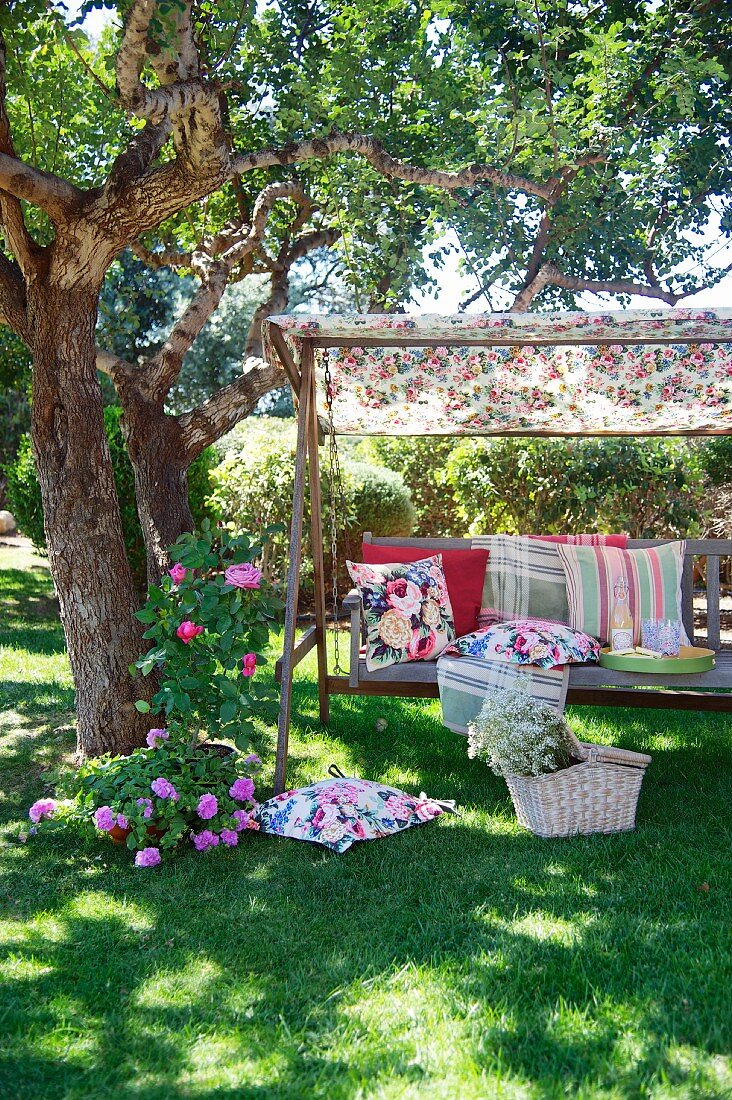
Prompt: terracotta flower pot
<box><xmin>108</xmin><ymin>823</ymin><xmax>166</xmax><ymax>846</ymax></box>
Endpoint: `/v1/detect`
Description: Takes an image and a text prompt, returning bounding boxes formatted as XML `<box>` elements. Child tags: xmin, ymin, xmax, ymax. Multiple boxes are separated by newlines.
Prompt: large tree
<box><xmin>0</xmin><ymin>0</ymin><xmax>729</xmax><ymax>755</ymax></box>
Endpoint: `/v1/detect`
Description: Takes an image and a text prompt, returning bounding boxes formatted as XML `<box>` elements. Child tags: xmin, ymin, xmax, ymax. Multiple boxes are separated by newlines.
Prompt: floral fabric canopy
<box><xmin>262</xmin><ymin>308</ymin><xmax>732</xmax><ymax>436</ymax></box>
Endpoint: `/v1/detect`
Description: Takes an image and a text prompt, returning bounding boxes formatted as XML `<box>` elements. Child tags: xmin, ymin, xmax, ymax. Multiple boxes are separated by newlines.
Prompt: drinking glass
<box><xmin>641</xmin><ymin>619</ymin><xmax>660</xmax><ymax>651</ymax></box>
<box><xmin>657</xmin><ymin>618</ymin><xmax>682</xmax><ymax>657</ymax></box>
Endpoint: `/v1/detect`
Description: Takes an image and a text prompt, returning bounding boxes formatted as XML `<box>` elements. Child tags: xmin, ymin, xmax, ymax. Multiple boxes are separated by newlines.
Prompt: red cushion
<box><xmin>360</xmin><ymin>544</ymin><xmax>490</xmax><ymax>637</ymax></box>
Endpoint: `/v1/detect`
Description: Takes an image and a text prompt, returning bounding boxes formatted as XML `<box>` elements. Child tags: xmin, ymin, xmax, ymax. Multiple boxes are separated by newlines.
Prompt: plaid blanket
<box><xmin>437</xmin><ymin>653</ymin><xmax>568</xmax><ymax>735</ymax></box>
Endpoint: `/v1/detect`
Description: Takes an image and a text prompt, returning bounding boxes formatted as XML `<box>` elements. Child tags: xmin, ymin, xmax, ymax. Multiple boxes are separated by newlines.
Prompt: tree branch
<box><xmin>510</xmin><ymin>260</ymin><xmax>732</xmax><ymax>310</ymax></box>
<box><xmin>0</xmin><ymin>150</ymin><xmax>83</xmax><ymax>219</ymax></box>
<box><xmin>0</xmin><ymin>250</ymin><xmax>29</xmax><ymax>342</ymax></box>
<box><xmin>231</xmin><ymin>132</ymin><xmax>597</xmax><ymax>203</ymax></box>
<box><xmin>0</xmin><ymin>29</ymin><xmax>42</xmax><ymax>274</ymax></box>
<box><xmin>116</xmin><ymin>0</ymin><xmax>226</xmax><ymax>176</ymax></box>
<box><xmin>178</xmin><ymin>355</ymin><xmax>285</xmax><ymax>459</ymax></box>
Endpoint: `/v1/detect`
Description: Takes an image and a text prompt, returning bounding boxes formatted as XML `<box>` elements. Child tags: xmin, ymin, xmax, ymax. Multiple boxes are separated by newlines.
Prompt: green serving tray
<box><xmin>599</xmin><ymin>645</ymin><xmax>715</xmax><ymax>675</ymax></box>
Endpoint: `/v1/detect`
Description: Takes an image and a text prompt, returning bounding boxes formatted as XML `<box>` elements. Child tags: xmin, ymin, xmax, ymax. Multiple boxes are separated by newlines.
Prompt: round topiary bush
<box><xmin>343</xmin><ymin>460</ymin><xmax>415</xmax><ymax>539</ymax></box>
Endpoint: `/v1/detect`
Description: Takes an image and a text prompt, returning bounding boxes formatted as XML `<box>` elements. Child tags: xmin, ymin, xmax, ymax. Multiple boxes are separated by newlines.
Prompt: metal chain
<box><xmin>323</xmin><ymin>350</ymin><xmax>350</xmax><ymax>675</ymax></box>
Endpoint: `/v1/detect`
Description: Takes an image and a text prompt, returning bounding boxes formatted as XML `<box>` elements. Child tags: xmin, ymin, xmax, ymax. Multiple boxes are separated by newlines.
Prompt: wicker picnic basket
<box><xmin>504</xmin><ymin>736</ymin><xmax>652</xmax><ymax>839</ymax></box>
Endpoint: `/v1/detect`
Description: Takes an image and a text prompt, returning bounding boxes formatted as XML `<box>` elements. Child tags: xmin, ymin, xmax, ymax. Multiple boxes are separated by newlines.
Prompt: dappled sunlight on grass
<box><xmin>1</xmin><ymin>547</ymin><xmax>731</xmax><ymax>1096</ymax></box>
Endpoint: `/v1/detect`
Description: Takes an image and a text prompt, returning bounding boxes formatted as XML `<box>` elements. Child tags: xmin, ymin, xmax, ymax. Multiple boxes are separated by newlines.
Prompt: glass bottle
<box><xmin>611</xmin><ymin>576</ymin><xmax>633</xmax><ymax>652</ymax></box>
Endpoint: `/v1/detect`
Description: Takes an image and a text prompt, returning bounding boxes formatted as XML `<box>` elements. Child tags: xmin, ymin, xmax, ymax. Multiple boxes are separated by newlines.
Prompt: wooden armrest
<box><xmin>342</xmin><ymin>588</ymin><xmax>361</xmax><ymax>611</ymax></box>
<box><xmin>343</xmin><ymin>589</ymin><xmax>362</xmax><ymax>687</ymax></box>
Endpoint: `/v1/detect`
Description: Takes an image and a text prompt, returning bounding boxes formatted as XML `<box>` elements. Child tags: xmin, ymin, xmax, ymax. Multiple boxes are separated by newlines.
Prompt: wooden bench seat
<box><xmin>333</xmin><ymin>535</ymin><xmax>732</xmax><ymax>713</ymax></box>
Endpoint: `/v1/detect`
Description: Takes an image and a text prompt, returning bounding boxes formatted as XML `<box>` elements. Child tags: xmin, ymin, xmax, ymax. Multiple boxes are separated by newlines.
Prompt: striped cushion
<box><xmin>557</xmin><ymin>542</ymin><xmax>686</xmax><ymax>646</ymax></box>
<box><xmin>471</xmin><ymin>535</ymin><xmax>629</xmax><ymax>629</ymax></box>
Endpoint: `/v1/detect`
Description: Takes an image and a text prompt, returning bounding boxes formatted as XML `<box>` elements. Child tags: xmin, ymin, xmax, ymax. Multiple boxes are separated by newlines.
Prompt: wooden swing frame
<box><xmin>267</xmin><ymin>318</ymin><xmax>732</xmax><ymax>794</ymax></box>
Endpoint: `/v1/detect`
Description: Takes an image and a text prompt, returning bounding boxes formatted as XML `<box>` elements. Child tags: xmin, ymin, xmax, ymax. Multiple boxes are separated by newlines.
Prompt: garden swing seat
<box><xmin>341</xmin><ymin>533</ymin><xmax>732</xmax><ymax>711</ymax></box>
<box><xmin>264</xmin><ymin>309</ymin><xmax>732</xmax><ymax>792</ymax></box>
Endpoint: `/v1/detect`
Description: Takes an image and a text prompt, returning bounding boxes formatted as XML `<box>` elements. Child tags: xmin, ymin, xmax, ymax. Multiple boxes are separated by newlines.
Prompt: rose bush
<box><xmin>26</xmin><ymin>522</ymin><xmax>281</xmax><ymax>867</ymax></box>
<box><xmin>26</xmin><ymin>742</ymin><xmax>262</xmax><ymax>867</ymax></box>
<box><xmin>132</xmin><ymin>521</ymin><xmax>283</xmax><ymax>751</ymax></box>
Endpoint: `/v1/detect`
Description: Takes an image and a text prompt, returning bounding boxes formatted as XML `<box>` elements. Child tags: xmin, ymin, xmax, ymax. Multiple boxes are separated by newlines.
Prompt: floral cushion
<box><xmin>347</xmin><ymin>555</ymin><xmax>456</xmax><ymax>671</ymax></box>
<box><xmin>448</xmin><ymin>618</ymin><xmax>601</xmax><ymax>669</ymax></box>
<box><xmin>254</xmin><ymin>777</ymin><xmax>449</xmax><ymax>853</ymax></box>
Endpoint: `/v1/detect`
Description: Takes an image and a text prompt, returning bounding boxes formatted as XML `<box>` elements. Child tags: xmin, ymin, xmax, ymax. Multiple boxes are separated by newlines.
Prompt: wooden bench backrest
<box><xmin>362</xmin><ymin>532</ymin><xmax>732</xmax><ymax>649</ymax></box>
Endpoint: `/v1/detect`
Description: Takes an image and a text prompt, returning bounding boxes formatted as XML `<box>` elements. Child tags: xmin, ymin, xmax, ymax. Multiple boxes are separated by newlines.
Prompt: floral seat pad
<box><xmin>254</xmin><ymin>777</ymin><xmax>450</xmax><ymax>853</ymax></box>
<box><xmin>447</xmin><ymin>618</ymin><xmax>600</xmax><ymax>669</ymax></box>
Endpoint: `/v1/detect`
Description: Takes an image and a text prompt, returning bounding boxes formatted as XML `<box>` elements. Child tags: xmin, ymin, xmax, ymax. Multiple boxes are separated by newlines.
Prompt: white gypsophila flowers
<box><xmin>467</xmin><ymin>678</ymin><xmax>575</xmax><ymax>778</ymax></box>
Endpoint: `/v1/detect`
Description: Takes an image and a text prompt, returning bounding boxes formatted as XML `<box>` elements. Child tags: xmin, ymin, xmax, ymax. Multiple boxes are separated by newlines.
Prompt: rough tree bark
<box><xmin>29</xmin><ymin>280</ymin><xmax>152</xmax><ymax>755</ymax></box>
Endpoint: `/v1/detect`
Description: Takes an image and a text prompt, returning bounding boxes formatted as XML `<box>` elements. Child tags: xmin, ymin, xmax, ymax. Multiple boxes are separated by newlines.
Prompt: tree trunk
<box><xmin>121</xmin><ymin>398</ymin><xmax>194</xmax><ymax>586</ymax></box>
<box><xmin>30</xmin><ymin>283</ymin><xmax>152</xmax><ymax>756</ymax></box>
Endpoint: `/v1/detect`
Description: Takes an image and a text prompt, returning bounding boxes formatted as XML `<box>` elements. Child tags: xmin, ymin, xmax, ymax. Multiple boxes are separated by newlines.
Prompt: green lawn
<box><xmin>1</xmin><ymin>543</ymin><xmax>731</xmax><ymax>1099</ymax></box>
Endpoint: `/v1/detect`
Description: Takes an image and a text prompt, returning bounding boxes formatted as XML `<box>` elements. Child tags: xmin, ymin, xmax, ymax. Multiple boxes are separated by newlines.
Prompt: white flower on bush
<box><xmin>467</xmin><ymin>678</ymin><xmax>576</xmax><ymax>778</ymax></box>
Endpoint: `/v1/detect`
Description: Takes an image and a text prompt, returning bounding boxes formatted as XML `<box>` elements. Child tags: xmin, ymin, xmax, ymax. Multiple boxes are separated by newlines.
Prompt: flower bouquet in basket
<box><xmin>467</xmin><ymin>680</ymin><xmax>651</xmax><ymax>838</ymax></box>
<box><xmin>26</xmin><ymin>523</ymin><xmax>284</xmax><ymax>867</ymax></box>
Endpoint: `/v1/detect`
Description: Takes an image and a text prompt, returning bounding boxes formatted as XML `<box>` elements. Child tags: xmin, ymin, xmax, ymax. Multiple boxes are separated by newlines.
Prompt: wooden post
<box><xmin>273</xmin><ymin>350</ymin><xmax>313</xmax><ymax>795</ymax></box>
<box><xmin>306</xmin><ymin>348</ymin><xmax>330</xmax><ymax>725</ymax></box>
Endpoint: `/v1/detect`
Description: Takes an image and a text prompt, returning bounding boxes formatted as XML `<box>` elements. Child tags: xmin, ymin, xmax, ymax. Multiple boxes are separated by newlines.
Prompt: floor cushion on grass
<box><xmin>361</xmin><ymin>543</ymin><xmax>489</xmax><ymax>637</ymax></box>
<box><xmin>448</xmin><ymin>618</ymin><xmax>601</xmax><ymax>669</ymax></box>
<box><xmin>255</xmin><ymin>776</ymin><xmax>453</xmax><ymax>853</ymax></box>
<box><xmin>347</xmin><ymin>555</ymin><xmax>456</xmax><ymax>671</ymax></box>
<box><xmin>557</xmin><ymin>540</ymin><xmax>687</xmax><ymax>646</ymax></box>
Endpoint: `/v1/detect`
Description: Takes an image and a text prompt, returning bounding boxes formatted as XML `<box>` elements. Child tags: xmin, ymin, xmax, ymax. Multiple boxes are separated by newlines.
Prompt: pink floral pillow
<box><xmin>255</xmin><ymin>776</ymin><xmax>450</xmax><ymax>853</ymax></box>
<box><xmin>347</xmin><ymin>555</ymin><xmax>456</xmax><ymax>671</ymax></box>
<box><xmin>447</xmin><ymin>618</ymin><xmax>600</xmax><ymax>669</ymax></box>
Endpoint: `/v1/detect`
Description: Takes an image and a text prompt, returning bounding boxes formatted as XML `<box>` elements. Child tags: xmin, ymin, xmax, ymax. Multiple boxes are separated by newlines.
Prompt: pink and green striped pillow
<box><xmin>557</xmin><ymin>541</ymin><xmax>687</xmax><ymax>646</ymax></box>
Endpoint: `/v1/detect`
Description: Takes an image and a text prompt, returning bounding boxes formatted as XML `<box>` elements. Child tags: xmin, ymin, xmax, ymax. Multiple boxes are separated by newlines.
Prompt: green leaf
<box><xmin>220</xmin><ymin>699</ymin><xmax>237</xmax><ymax>723</ymax></box>
<box><xmin>134</xmin><ymin>700</ymin><xmax>151</xmax><ymax>713</ymax></box>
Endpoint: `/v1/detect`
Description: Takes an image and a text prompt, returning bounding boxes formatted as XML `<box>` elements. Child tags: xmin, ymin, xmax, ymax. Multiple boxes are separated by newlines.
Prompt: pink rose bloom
<box><xmin>93</xmin><ymin>805</ymin><xmax>116</xmax><ymax>831</ymax></box>
<box><xmin>220</xmin><ymin>829</ymin><xmax>239</xmax><ymax>847</ymax></box>
<box><xmin>168</xmin><ymin>563</ymin><xmax>187</xmax><ymax>584</ymax></box>
<box><xmin>176</xmin><ymin>620</ymin><xmax>204</xmax><ymax>644</ymax></box>
<box><xmin>385</xmin><ymin>578</ymin><xmax>422</xmax><ymax>617</ymax></box>
<box><xmin>197</xmin><ymin>793</ymin><xmax>218</xmax><ymax>820</ymax></box>
<box><xmin>134</xmin><ymin>847</ymin><xmax>161</xmax><ymax>868</ymax></box>
<box><xmin>28</xmin><ymin>798</ymin><xmax>56</xmax><ymax>824</ymax></box>
<box><xmin>232</xmin><ymin>810</ymin><xmax>250</xmax><ymax>831</ymax></box>
<box><xmin>116</xmin><ymin>814</ymin><xmax>129</xmax><ymax>830</ymax></box>
<box><xmin>192</xmin><ymin>829</ymin><xmax>219</xmax><ymax>851</ymax></box>
<box><xmin>136</xmin><ymin>797</ymin><xmax>153</xmax><ymax>819</ymax></box>
<box><xmin>224</xmin><ymin>563</ymin><xmax>262</xmax><ymax>589</ymax></box>
<box><xmin>407</xmin><ymin>630</ymin><xmax>437</xmax><ymax>661</ymax></box>
<box><xmin>241</xmin><ymin>652</ymin><xmax>257</xmax><ymax>677</ymax></box>
<box><xmin>229</xmin><ymin>777</ymin><xmax>255</xmax><ymax>802</ymax></box>
<box><xmin>151</xmin><ymin>777</ymin><xmax>179</xmax><ymax>801</ymax></box>
<box><xmin>243</xmin><ymin>753</ymin><xmax>262</xmax><ymax>768</ymax></box>
<box><xmin>146</xmin><ymin>727</ymin><xmax>169</xmax><ymax>748</ymax></box>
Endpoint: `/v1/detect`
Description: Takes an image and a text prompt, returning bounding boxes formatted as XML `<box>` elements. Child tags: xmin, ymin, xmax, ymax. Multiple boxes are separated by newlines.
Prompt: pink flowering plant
<box><xmin>132</xmin><ymin>522</ymin><xmax>283</xmax><ymax>752</ymax></box>
<box><xmin>27</xmin><ymin>742</ymin><xmax>262</xmax><ymax>865</ymax></box>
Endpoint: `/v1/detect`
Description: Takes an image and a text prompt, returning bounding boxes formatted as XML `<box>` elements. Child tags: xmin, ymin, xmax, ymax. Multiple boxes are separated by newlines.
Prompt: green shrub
<box><xmin>356</xmin><ymin>436</ymin><xmax>458</xmax><ymax>536</ymax></box>
<box><xmin>445</xmin><ymin>437</ymin><xmax>706</xmax><ymax>538</ymax></box>
<box><xmin>208</xmin><ymin>418</ymin><xmax>415</xmax><ymax>590</ymax></box>
<box><xmin>4</xmin><ymin>434</ymin><xmax>44</xmax><ymax>546</ymax></box>
<box><xmin>697</xmin><ymin>437</ymin><xmax>732</xmax><ymax>487</ymax></box>
<box><xmin>4</xmin><ymin>406</ymin><xmax>215</xmax><ymax>587</ymax></box>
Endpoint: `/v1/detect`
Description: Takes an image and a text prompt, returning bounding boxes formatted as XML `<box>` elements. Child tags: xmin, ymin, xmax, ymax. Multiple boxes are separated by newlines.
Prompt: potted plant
<box><xmin>467</xmin><ymin>679</ymin><xmax>651</xmax><ymax>838</ymax></box>
<box><xmin>28</xmin><ymin>743</ymin><xmax>261</xmax><ymax>866</ymax></box>
<box><xmin>26</xmin><ymin>523</ymin><xmax>282</xmax><ymax>866</ymax></box>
